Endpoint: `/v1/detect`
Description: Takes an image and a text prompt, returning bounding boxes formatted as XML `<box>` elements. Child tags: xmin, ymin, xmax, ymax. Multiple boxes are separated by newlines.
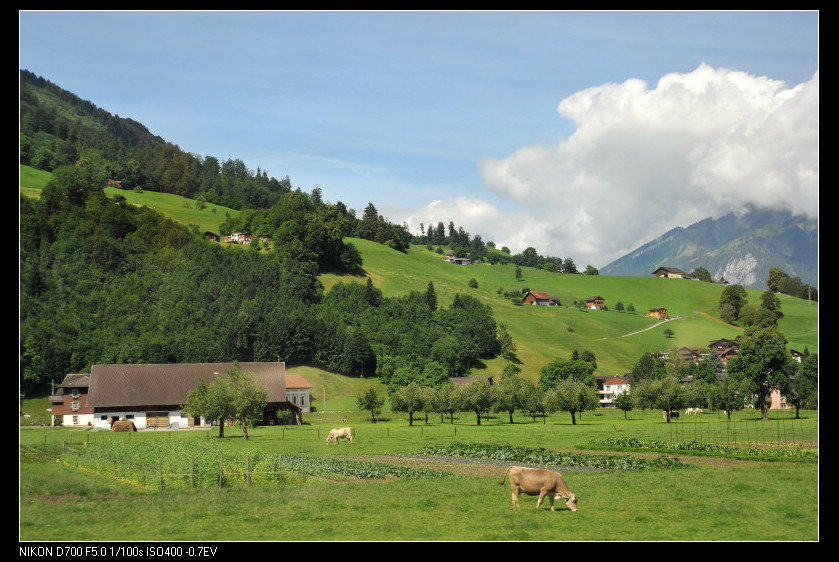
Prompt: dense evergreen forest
<box><xmin>19</xmin><ymin>173</ymin><xmax>500</xmax><ymax>395</ymax></box>
<box><xmin>19</xmin><ymin>69</ymin><xmax>500</xmax><ymax>396</ymax></box>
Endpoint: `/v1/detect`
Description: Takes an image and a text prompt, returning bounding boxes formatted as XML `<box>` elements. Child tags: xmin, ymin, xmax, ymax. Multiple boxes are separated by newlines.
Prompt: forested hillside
<box><xmin>19</xmin><ymin>181</ymin><xmax>501</xmax><ymax>395</ymax></box>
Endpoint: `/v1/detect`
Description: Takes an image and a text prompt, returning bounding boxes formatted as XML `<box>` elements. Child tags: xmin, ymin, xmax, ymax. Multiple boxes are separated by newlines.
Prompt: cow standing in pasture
<box><xmin>498</xmin><ymin>466</ymin><xmax>578</xmax><ymax>512</ymax></box>
<box><xmin>325</xmin><ymin>427</ymin><xmax>354</xmax><ymax>445</ymax></box>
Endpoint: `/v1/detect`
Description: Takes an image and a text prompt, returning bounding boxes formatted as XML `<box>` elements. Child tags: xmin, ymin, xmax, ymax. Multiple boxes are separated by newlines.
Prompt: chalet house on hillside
<box><xmin>652</xmin><ymin>267</ymin><xmax>698</xmax><ymax>280</ymax></box>
<box><xmin>224</xmin><ymin>232</ymin><xmax>253</xmax><ymax>244</ymax></box>
<box><xmin>204</xmin><ymin>231</ymin><xmax>220</xmax><ymax>242</ymax></box>
<box><xmin>646</xmin><ymin>308</ymin><xmax>668</xmax><ymax>319</ymax></box>
<box><xmin>585</xmin><ymin>296</ymin><xmax>605</xmax><ymax>310</ymax></box>
<box><xmin>523</xmin><ymin>291</ymin><xmax>559</xmax><ymax>306</ymax></box>
<box><xmin>441</xmin><ymin>252</ymin><xmax>472</xmax><ymax>265</ymax></box>
<box><xmin>599</xmin><ymin>376</ymin><xmax>630</xmax><ymax>407</ymax></box>
<box><xmin>677</xmin><ymin>347</ymin><xmax>705</xmax><ymax>364</ymax></box>
<box><xmin>51</xmin><ymin>362</ymin><xmax>302</xmax><ymax>429</ymax></box>
<box><xmin>709</xmin><ymin>338</ymin><xmax>740</xmax><ymax>364</ymax></box>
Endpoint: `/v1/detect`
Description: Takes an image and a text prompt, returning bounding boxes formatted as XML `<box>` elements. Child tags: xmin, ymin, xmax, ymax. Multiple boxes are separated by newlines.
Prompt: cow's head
<box><xmin>564</xmin><ymin>493</ymin><xmax>578</xmax><ymax>512</ymax></box>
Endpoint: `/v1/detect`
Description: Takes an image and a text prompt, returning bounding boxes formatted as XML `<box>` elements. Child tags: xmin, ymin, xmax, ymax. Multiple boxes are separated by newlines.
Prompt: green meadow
<box><xmin>20</xmin><ymin>405</ymin><xmax>818</xmax><ymax>542</ymax></box>
<box><xmin>322</xmin><ymin>238</ymin><xmax>818</xmax><ymax>381</ymax></box>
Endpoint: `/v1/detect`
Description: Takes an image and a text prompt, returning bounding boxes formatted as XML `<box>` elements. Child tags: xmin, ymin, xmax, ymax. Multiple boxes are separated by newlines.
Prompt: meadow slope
<box><xmin>322</xmin><ymin>238</ymin><xmax>818</xmax><ymax>383</ymax></box>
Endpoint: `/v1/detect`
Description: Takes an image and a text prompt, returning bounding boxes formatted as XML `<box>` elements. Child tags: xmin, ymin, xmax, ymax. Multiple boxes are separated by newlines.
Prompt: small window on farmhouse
<box><xmin>71</xmin><ymin>389</ymin><xmax>81</xmax><ymax>398</ymax></box>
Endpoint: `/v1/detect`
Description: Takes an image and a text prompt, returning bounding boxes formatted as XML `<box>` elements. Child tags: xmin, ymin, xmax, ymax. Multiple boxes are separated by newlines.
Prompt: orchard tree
<box><xmin>726</xmin><ymin>327</ymin><xmax>797</xmax><ymax>420</ymax></box>
<box><xmin>181</xmin><ymin>364</ymin><xmax>266</xmax><ymax>440</ymax></box>
<box><xmin>631</xmin><ymin>375</ymin><xmax>685</xmax><ymax>422</ymax></box>
<box><xmin>223</xmin><ymin>365</ymin><xmax>267</xmax><ymax>440</ymax></box>
<box><xmin>492</xmin><ymin>364</ymin><xmax>532</xmax><ymax>423</ymax></box>
<box><xmin>182</xmin><ymin>378</ymin><xmax>231</xmax><ymax>438</ymax></box>
<box><xmin>453</xmin><ymin>377</ymin><xmax>494</xmax><ymax>425</ymax></box>
<box><xmin>613</xmin><ymin>392</ymin><xmax>633</xmax><ymax>419</ymax></box>
<box><xmin>543</xmin><ymin>379</ymin><xmax>599</xmax><ymax>425</ymax></box>
<box><xmin>785</xmin><ymin>352</ymin><xmax>818</xmax><ymax>419</ymax></box>
<box><xmin>707</xmin><ymin>373</ymin><xmax>753</xmax><ymax>421</ymax></box>
<box><xmin>389</xmin><ymin>381</ymin><xmax>426</xmax><ymax>426</ymax></box>
<box><xmin>356</xmin><ymin>387</ymin><xmax>385</xmax><ymax>423</ymax></box>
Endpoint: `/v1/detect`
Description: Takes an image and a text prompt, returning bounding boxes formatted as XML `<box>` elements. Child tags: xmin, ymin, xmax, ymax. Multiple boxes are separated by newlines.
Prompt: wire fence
<box><xmin>658</xmin><ymin>415</ymin><xmax>818</xmax><ymax>449</ymax></box>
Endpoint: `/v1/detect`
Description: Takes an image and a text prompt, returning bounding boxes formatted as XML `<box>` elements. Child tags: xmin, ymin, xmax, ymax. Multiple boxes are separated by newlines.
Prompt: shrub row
<box><xmin>591</xmin><ymin>437</ymin><xmax>818</xmax><ymax>463</ymax></box>
<box><xmin>417</xmin><ymin>442</ymin><xmax>689</xmax><ymax>471</ymax></box>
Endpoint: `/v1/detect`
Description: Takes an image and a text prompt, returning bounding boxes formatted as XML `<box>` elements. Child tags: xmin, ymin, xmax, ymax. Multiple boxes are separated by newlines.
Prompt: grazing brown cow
<box><xmin>498</xmin><ymin>466</ymin><xmax>577</xmax><ymax>512</ymax></box>
<box><xmin>325</xmin><ymin>427</ymin><xmax>354</xmax><ymax>444</ymax></box>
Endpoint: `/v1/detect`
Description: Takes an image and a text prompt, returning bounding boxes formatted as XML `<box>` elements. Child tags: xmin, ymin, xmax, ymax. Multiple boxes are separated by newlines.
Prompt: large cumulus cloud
<box><xmin>406</xmin><ymin>64</ymin><xmax>818</xmax><ymax>268</ymax></box>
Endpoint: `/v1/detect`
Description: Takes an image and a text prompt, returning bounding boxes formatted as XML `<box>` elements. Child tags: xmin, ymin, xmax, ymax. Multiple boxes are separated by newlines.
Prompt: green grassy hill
<box><xmin>323</xmin><ymin>238</ymin><xmax>818</xmax><ymax>383</ymax></box>
<box><xmin>19</xmin><ymin>164</ymin><xmax>238</xmax><ymax>234</ymax></box>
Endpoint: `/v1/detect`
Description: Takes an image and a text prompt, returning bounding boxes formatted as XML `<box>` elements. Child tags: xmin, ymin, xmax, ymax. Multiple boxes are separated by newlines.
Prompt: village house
<box><xmin>646</xmin><ymin>308</ymin><xmax>668</xmax><ymax>318</ymax></box>
<box><xmin>585</xmin><ymin>296</ymin><xmax>605</xmax><ymax>310</ymax></box>
<box><xmin>285</xmin><ymin>373</ymin><xmax>313</xmax><ymax>413</ymax></box>
<box><xmin>441</xmin><ymin>251</ymin><xmax>472</xmax><ymax>265</ymax></box>
<box><xmin>709</xmin><ymin>338</ymin><xmax>740</xmax><ymax>364</ymax></box>
<box><xmin>224</xmin><ymin>232</ymin><xmax>253</xmax><ymax>244</ymax></box>
<box><xmin>49</xmin><ymin>374</ymin><xmax>94</xmax><ymax>427</ymax></box>
<box><xmin>50</xmin><ymin>362</ymin><xmax>304</xmax><ymax>429</ymax></box>
<box><xmin>651</xmin><ymin>266</ymin><xmax>698</xmax><ymax>280</ymax></box>
<box><xmin>598</xmin><ymin>376</ymin><xmax>630</xmax><ymax>407</ymax></box>
<box><xmin>523</xmin><ymin>291</ymin><xmax>560</xmax><ymax>306</ymax></box>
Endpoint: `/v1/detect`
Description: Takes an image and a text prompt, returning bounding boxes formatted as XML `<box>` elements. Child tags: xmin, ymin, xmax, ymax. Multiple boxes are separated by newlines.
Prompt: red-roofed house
<box><xmin>285</xmin><ymin>373</ymin><xmax>313</xmax><ymax>412</ymax></box>
<box><xmin>599</xmin><ymin>376</ymin><xmax>630</xmax><ymax>407</ymax></box>
<box><xmin>585</xmin><ymin>296</ymin><xmax>605</xmax><ymax>310</ymax></box>
<box><xmin>523</xmin><ymin>291</ymin><xmax>559</xmax><ymax>306</ymax></box>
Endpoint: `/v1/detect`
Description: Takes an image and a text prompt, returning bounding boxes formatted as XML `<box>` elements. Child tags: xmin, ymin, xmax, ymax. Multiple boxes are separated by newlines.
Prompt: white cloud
<box><xmin>404</xmin><ymin>64</ymin><xmax>819</xmax><ymax>269</ymax></box>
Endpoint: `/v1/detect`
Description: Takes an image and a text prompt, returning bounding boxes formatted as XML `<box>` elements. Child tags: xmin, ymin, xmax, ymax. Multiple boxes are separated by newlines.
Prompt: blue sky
<box><xmin>19</xmin><ymin>10</ymin><xmax>819</xmax><ymax>268</ymax></box>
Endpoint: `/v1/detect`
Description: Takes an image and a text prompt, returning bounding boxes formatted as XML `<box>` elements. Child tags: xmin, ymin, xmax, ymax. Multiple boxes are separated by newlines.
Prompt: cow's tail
<box><xmin>498</xmin><ymin>466</ymin><xmax>512</xmax><ymax>486</ymax></box>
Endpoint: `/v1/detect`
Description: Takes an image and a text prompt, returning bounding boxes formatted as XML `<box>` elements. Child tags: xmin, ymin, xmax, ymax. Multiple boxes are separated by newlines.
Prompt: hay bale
<box><xmin>111</xmin><ymin>419</ymin><xmax>137</xmax><ymax>432</ymax></box>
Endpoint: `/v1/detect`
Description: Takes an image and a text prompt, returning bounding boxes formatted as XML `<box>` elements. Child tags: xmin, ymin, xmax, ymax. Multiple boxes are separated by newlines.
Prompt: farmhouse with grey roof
<box><xmin>52</xmin><ymin>362</ymin><xmax>302</xmax><ymax>429</ymax></box>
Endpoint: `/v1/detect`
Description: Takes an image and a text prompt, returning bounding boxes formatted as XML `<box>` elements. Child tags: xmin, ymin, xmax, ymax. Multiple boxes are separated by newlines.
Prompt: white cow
<box><xmin>325</xmin><ymin>427</ymin><xmax>354</xmax><ymax>445</ymax></box>
<box><xmin>498</xmin><ymin>466</ymin><xmax>577</xmax><ymax>512</ymax></box>
<box><xmin>685</xmin><ymin>408</ymin><xmax>704</xmax><ymax>415</ymax></box>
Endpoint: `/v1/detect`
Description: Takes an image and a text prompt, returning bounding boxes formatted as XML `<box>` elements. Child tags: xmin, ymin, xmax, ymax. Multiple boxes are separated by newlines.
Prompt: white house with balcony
<box><xmin>599</xmin><ymin>376</ymin><xmax>630</xmax><ymax>407</ymax></box>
